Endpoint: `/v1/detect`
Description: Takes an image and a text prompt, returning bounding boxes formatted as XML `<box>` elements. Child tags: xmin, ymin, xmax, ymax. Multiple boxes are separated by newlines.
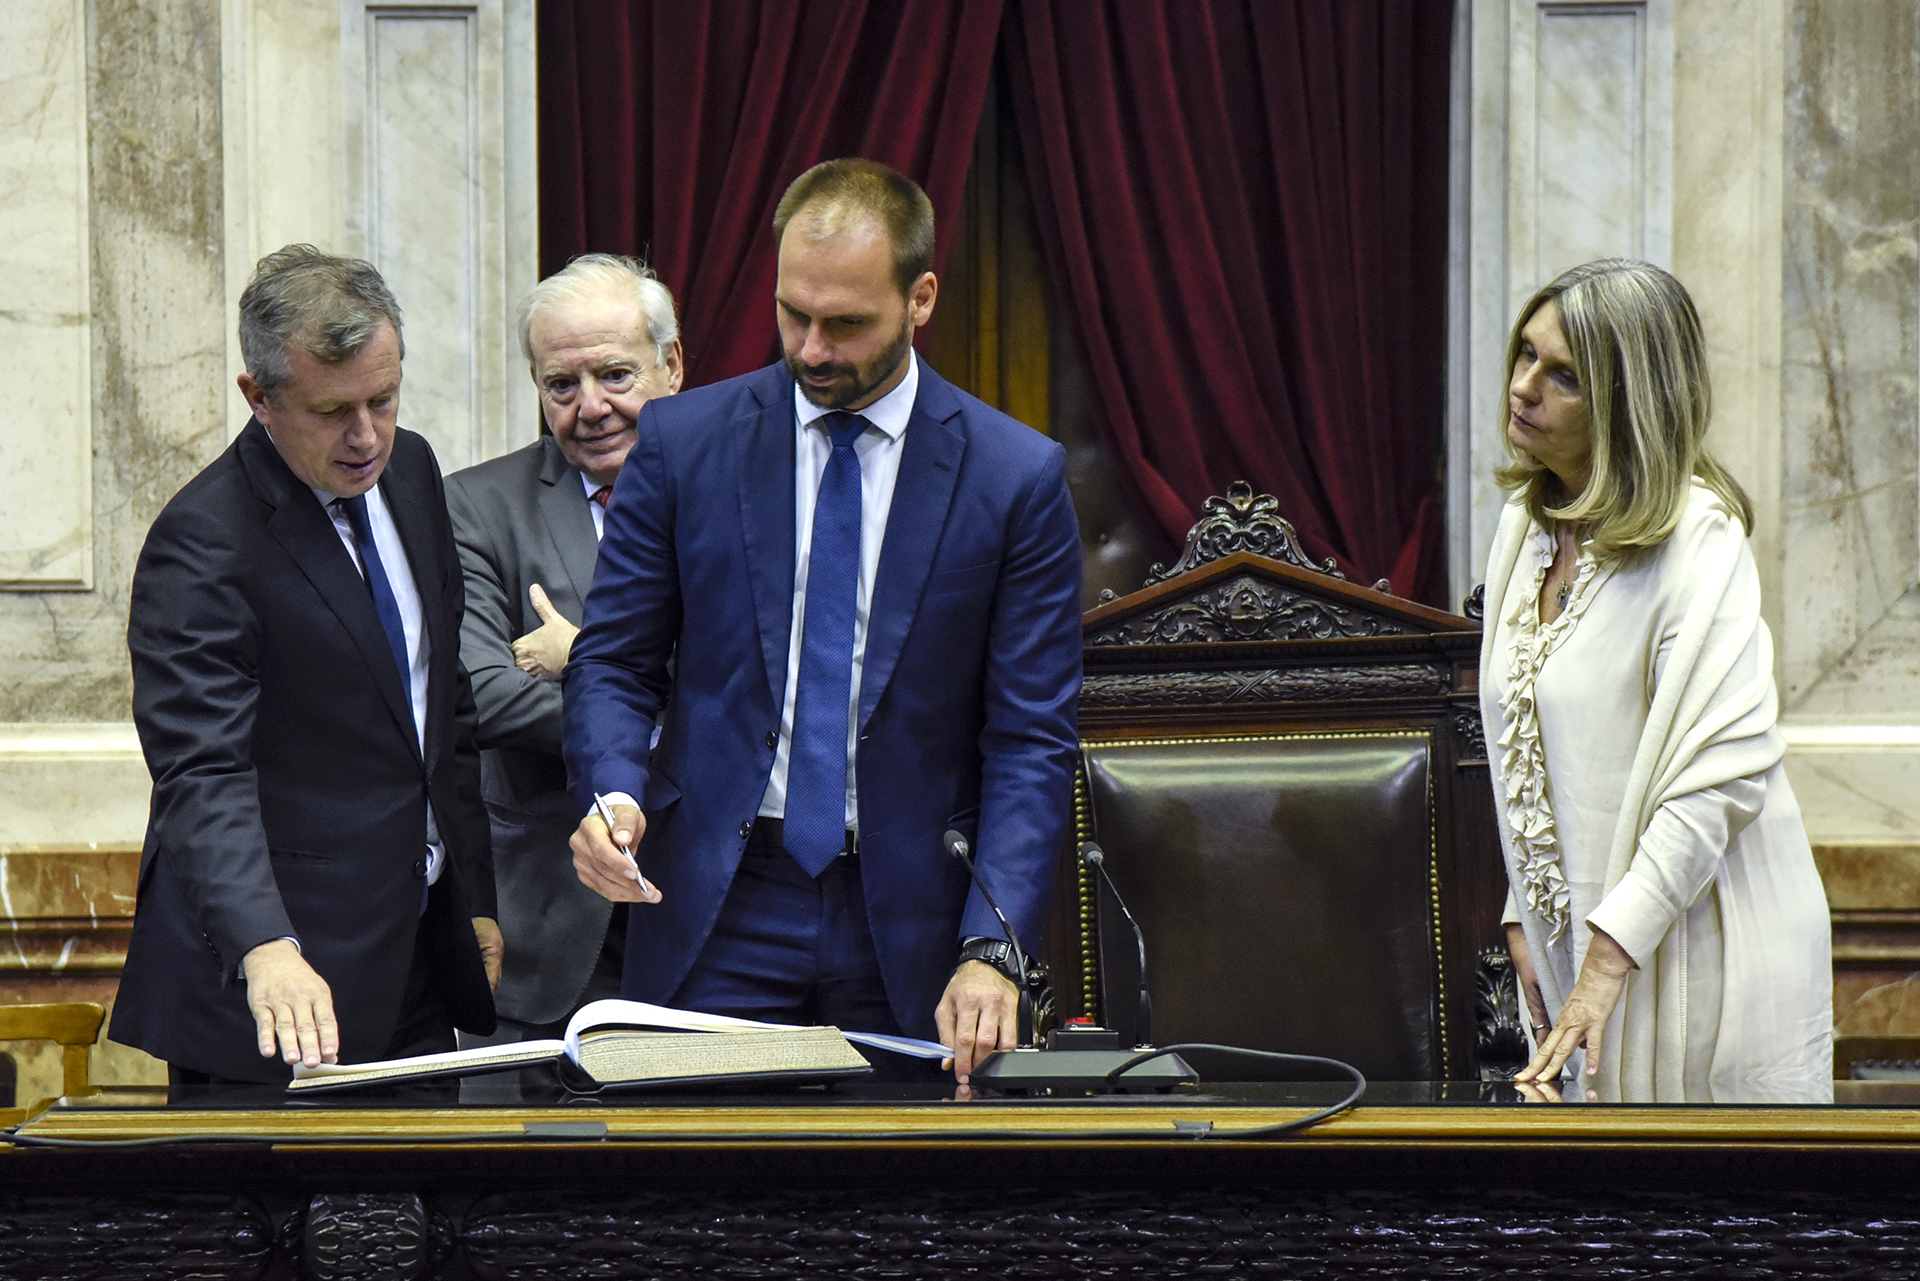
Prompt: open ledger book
<box><xmin>287</xmin><ymin>999</ymin><xmax>949</xmax><ymax>1094</ymax></box>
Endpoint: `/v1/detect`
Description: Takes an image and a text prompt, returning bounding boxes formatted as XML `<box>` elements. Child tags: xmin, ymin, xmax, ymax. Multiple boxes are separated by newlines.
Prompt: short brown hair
<box><xmin>773</xmin><ymin>158</ymin><xmax>934</xmax><ymax>293</ymax></box>
<box><xmin>239</xmin><ymin>245</ymin><xmax>404</xmax><ymax>401</ymax></box>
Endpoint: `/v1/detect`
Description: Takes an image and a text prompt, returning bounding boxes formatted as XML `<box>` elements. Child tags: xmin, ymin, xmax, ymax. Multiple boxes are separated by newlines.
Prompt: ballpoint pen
<box><xmin>592</xmin><ymin>791</ymin><xmax>649</xmax><ymax>891</ymax></box>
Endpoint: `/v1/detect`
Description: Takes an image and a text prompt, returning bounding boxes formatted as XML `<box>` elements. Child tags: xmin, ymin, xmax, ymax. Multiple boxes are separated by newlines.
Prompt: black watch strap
<box><xmin>956</xmin><ymin>936</ymin><xmax>1022</xmax><ymax>983</ymax></box>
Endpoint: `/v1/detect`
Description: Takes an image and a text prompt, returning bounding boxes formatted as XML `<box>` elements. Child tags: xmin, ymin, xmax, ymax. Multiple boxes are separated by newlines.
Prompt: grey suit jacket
<box><xmin>446</xmin><ymin>437</ymin><xmax>611</xmax><ymax>1025</ymax></box>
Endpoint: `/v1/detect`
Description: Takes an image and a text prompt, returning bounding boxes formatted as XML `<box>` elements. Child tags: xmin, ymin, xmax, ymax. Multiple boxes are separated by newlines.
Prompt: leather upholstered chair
<box><xmin>1051</xmin><ymin>484</ymin><xmax>1505</xmax><ymax>1081</ymax></box>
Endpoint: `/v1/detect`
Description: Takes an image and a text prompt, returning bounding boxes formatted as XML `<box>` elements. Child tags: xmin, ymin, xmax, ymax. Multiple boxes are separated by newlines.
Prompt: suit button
<box><xmin>766</xmin><ymin>731</ymin><xmax>778</xmax><ymax>749</ymax></box>
<box><xmin>740</xmin><ymin>820</ymin><xmax>753</xmax><ymax>839</ymax></box>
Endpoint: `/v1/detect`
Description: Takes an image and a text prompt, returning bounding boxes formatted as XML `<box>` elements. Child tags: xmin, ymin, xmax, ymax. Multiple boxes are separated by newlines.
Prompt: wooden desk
<box><xmin>2</xmin><ymin>1085</ymin><xmax>1920</xmax><ymax>1279</ymax></box>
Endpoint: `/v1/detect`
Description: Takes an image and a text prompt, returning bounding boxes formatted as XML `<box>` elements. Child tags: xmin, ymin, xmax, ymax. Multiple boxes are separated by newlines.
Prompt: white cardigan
<box><xmin>1480</xmin><ymin>484</ymin><xmax>1832</xmax><ymax>1103</ymax></box>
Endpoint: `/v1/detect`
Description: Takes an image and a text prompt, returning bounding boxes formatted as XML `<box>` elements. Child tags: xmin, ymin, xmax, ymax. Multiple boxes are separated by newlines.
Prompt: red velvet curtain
<box><xmin>1004</xmin><ymin>0</ymin><xmax>1452</xmax><ymax>603</ymax></box>
<box><xmin>539</xmin><ymin>0</ymin><xmax>1453</xmax><ymax>603</ymax></box>
<box><xmin>539</xmin><ymin>0</ymin><xmax>1005</xmax><ymax>387</ymax></box>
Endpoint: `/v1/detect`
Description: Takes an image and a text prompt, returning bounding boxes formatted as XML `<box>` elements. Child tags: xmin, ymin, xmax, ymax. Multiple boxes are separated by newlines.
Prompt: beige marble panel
<box><xmin>1532</xmin><ymin>8</ymin><xmax>1643</xmax><ymax>277</ymax></box>
<box><xmin>1669</xmin><ymin>0</ymin><xmax>1786</xmax><ymax>626</ymax></box>
<box><xmin>1454</xmin><ymin>0</ymin><xmax>1677</xmax><ymax>601</ymax></box>
<box><xmin>1507</xmin><ymin>0</ymin><xmax>1673</xmax><ymax>309</ymax></box>
<box><xmin>0</xmin><ymin>724</ymin><xmax>149</xmax><ymax>846</ymax></box>
<box><xmin>1784</xmin><ymin>747</ymin><xmax>1920</xmax><ymax>843</ymax></box>
<box><xmin>341</xmin><ymin>0</ymin><xmax>538</xmax><ymax>472</ymax></box>
<box><xmin>0</xmin><ymin>0</ymin><xmax>91</xmax><ymax>588</ymax></box>
<box><xmin>364</xmin><ymin>11</ymin><xmax>481</xmax><ymax>469</ymax></box>
<box><xmin>1779</xmin><ymin>0</ymin><xmax>1920</xmax><ymax>708</ymax></box>
<box><xmin>0</xmin><ymin>0</ymin><xmax>226</xmax><ymax>723</ymax></box>
<box><xmin>1816</xmin><ymin>843</ymin><xmax>1920</xmax><ymax>911</ymax></box>
<box><xmin>218</xmin><ymin>0</ymin><xmax>346</xmax><ymax>427</ymax></box>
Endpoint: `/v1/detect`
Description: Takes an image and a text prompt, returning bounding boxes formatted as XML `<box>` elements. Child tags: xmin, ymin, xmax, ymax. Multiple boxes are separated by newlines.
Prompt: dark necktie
<box><xmin>590</xmin><ymin>486</ymin><xmax>611</xmax><ymax>507</ymax></box>
<box><xmin>336</xmin><ymin>493</ymin><xmax>414</xmax><ymax>718</ymax></box>
<box><xmin>784</xmin><ymin>413</ymin><xmax>867</xmax><ymax>876</ymax></box>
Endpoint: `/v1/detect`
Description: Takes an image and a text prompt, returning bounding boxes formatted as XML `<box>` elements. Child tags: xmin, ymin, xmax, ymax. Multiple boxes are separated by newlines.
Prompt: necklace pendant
<box><xmin>1556</xmin><ymin>581</ymin><xmax>1572</xmax><ymax>611</ymax></box>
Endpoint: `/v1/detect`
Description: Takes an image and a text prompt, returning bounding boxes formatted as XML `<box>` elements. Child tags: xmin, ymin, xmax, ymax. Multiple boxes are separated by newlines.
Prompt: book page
<box><xmin>561</xmin><ymin>1000</ymin><xmax>950</xmax><ymax>1062</ymax></box>
<box><xmin>289</xmin><ymin>1038</ymin><xmax>565</xmax><ymax>1088</ymax></box>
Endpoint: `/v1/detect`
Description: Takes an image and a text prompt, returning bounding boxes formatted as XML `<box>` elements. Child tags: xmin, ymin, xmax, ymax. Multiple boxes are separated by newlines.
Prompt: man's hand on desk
<box><xmin>936</xmin><ymin>960</ymin><xmax>1019</xmax><ymax>1087</ymax></box>
<box><xmin>571</xmin><ymin>801</ymin><xmax>662</xmax><ymax>903</ymax></box>
<box><xmin>241</xmin><ymin>939</ymin><xmax>339</xmax><ymax>1067</ymax></box>
<box><xmin>511</xmin><ymin>583</ymin><xmax>578</xmax><ymax>682</ymax></box>
<box><xmin>473</xmin><ymin>916</ymin><xmax>503</xmax><ymax>991</ymax></box>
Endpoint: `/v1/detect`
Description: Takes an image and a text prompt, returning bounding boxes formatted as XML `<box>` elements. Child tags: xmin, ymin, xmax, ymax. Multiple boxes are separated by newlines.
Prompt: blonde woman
<box><xmin>1483</xmin><ymin>259</ymin><xmax>1831</xmax><ymax>1103</ymax></box>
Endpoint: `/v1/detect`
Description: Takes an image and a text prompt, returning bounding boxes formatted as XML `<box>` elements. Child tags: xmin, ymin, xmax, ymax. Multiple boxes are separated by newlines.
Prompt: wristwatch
<box><xmin>955</xmin><ymin>936</ymin><xmax>1024</xmax><ymax>984</ymax></box>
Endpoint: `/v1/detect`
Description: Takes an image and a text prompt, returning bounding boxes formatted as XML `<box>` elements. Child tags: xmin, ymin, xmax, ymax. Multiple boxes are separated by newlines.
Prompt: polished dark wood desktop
<box><xmin>3</xmin><ymin>1083</ymin><xmax>1920</xmax><ymax>1280</ymax></box>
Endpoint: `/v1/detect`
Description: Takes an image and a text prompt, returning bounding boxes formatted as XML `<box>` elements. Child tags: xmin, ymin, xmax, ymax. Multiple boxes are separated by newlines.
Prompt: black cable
<box><xmin>1</xmin><ymin>1123</ymin><xmax>1327</xmax><ymax>1148</ymax></box>
<box><xmin>0</xmin><ymin>1045</ymin><xmax>1365</xmax><ymax>1149</ymax></box>
<box><xmin>1102</xmin><ymin>1043</ymin><xmax>1366</xmax><ymax>1137</ymax></box>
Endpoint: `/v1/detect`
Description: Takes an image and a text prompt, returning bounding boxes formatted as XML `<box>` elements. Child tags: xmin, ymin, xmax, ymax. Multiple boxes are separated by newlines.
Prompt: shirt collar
<box><xmin>791</xmin><ymin>348</ymin><xmax>918</xmax><ymax>442</ymax></box>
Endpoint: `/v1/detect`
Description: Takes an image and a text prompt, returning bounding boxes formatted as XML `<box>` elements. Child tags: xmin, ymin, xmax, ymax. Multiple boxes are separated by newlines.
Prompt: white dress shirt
<box><xmin>757</xmin><ymin>351</ymin><xmax>919</xmax><ymax>831</ymax></box>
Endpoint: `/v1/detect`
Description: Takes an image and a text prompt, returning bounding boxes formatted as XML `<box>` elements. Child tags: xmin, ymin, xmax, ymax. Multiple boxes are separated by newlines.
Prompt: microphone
<box><xmin>945</xmin><ymin>830</ymin><xmax>1197</xmax><ymax>1095</ymax></box>
<box><xmin>944</xmin><ymin>829</ymin><xmax>1033</xmax><ymax>1046</ymax></box>
<box><xmin>1080</xmin><ymin>840</ymin><xmax>1152</xmax><ymax>1049</ymax></box>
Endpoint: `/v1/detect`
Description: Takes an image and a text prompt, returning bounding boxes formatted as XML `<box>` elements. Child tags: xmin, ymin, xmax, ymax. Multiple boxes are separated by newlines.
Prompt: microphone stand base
<box><xmin>971</xmin><ymin>1048</ymin><xmax>1197</xmax><ymax>1095</ymax></box>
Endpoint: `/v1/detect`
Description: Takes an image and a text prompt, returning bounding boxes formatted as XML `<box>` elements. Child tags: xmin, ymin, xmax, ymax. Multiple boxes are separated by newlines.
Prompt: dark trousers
<box><xmin>670</xmin><ymin>821</ymin><xmax>941</xmax><ymax>1083</ymax></box>
<box><xmin>166</xmin><ymin>910</ymin><xmax>454</xmax><ymax>1095</ymax></box>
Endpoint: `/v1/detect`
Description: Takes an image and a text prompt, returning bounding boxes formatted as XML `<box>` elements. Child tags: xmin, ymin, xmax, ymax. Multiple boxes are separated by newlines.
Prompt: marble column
<box><xmin>1774</xmin><ymin>0</ymin><xmax>1920</xmax><ymax>843</ymax></box>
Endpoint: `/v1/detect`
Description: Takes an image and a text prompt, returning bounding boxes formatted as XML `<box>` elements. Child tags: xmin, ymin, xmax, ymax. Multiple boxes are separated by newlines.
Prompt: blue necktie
<box><xmin>337</xmin><ymin>493</ymin><xmax>414</xmax><ymax>719</ymax></box>
<box><xmin>784</xmin><ymin>413</ymin><xmax>867</xmax><ymax>877</ymax></box>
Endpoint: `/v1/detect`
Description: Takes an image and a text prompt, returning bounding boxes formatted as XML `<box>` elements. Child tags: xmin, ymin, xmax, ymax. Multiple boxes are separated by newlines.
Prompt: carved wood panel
<box><xmin>1088</xmin><ymin>574</ymin><xmax>1416</xmax><ymax>646</ymax></box>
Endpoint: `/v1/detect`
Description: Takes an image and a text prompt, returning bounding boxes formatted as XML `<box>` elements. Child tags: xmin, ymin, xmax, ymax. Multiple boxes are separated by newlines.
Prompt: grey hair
<box><xmin>518</xmin><ymin>254</ymin><xmax>679</xmax><ymax>366</ymax></box>
<box><xmin>238</xmin><ymin>245</ymin><xmax>404</xmax><ymax>401</ymax></box>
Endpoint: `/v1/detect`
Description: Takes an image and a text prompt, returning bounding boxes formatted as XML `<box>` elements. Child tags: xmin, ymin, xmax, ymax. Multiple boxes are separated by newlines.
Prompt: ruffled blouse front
<box><xmin>1494</xmin><ymin>524</ymin><xmax>1600</xmax><ymax>945</ymax></box>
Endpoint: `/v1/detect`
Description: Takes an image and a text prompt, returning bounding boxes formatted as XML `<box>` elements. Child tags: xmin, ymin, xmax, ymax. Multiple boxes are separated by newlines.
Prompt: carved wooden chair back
<box><xmin>1055</xmin><ymin>483</ymin><xmax>1505</xmax><ymax>1080</ymax></box>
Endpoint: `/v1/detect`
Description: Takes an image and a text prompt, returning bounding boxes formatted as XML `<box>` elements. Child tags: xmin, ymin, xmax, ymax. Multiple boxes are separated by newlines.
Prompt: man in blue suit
<box><xmin>564</xmin><ymin>159</ymin><xmax>1082</xmax><ymax>1084</ymax></box>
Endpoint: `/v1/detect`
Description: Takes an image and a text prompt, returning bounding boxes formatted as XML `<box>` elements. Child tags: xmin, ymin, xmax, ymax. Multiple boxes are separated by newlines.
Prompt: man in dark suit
<box><xmin>111</xmin><ymin>245</ymin><xmax>500</xmax><ymax>1085</ymax></box>
<box><xmin>446</xmin><ymin>256</ymin><xmax>684</xmax><ymax>1037</ymax></box>
<box><xmin>565</xmin><ymin>159</ymin><xmax>1082</xmax><ymax>1085</ymax></box>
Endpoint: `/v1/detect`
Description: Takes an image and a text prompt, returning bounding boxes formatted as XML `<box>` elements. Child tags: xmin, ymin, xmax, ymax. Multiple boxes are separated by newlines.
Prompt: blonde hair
<box><xmin>1495</xmin><ymin>259</ymin><xmax>1752</xmax><ymax>558</ymax></box>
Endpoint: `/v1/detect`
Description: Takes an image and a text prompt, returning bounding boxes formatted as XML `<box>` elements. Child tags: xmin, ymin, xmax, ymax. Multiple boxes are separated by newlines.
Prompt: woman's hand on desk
<box><xmin>1513</xmin><ymin>926</ymin><xmax>1634</xmax><ymax>1101</ymax></box>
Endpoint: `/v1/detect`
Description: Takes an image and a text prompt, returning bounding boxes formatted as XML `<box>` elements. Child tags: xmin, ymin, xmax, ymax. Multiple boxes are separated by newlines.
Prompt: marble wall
<box><xmin>0</xmin><ymin>0</ymin><xmax>537</xmax><ymax>1094</ymax></box>
<box><xmin>0</xmin><ymin>0</ymin><xmax>92</xmax><ymax>591</ymax></box>
<box><xmin>1779</xmin><ymin>1</ymin><xmax>1920</xmax><ymax>713</ymax></box>
<box><xmin>0</xmin><ymin>0</ymin><xmax>539</xmax><ymax>849</ymax></box>
<box><xmin>0</xmin><ymin>0</ymin><xmax>226</xmax><ymax>732</ymax></box>
<box><xmin>1451</xmin><ymin>0</ymin><xmax>1920</xmax><ymax>846</ymax></box>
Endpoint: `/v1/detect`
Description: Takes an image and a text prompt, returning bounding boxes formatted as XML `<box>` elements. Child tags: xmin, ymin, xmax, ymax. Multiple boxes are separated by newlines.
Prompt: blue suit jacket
<box><xmin>562</xmin><ymin>360</ymin><xmax>1082</xmax><ymax>1040</ymax></box>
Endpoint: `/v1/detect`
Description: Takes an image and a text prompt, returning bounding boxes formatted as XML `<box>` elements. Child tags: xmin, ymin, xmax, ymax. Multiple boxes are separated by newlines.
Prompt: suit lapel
<box><xmin>535</xmin><ymin>437</ymin><xmax>599</xmax><ymax>609</ymax></box>
<box><xmin>736</xmin><ymin>371</ymin><xmax>798</xmax><ymax>712</ymax></box>
<box><xmin>243</xmin><ymin>422</ymin><xmax>418</xmax><ymax>749</ymax></box>
<box><xmin>859</xmin><ymin>368</ymin><xmax>965</xmax><ymax>727</ymax></box>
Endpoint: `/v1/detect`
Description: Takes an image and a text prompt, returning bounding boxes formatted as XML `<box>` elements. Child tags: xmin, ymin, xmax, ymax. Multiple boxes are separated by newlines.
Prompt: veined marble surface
<box><xmin>0</xmin><ymin>0</ymin><xmax>91</xmax><ymax>588</ymax></box>
<box><xmin>0</xmin><ymin>724</ymin><xmax>148</xmax><ymax>846</ymax></box>
<box><xmin>0</xmin><ymin>0</ymin><xmax>226</xmax><ymax>722</ymax></box>
<box><xmin>1779</xmin><ymin>0</ymin><xmax>1920</xmax><ymax>710</ymax></box>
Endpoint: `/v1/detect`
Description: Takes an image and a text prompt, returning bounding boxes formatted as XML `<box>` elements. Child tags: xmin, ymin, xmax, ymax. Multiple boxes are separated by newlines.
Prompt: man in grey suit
<box><xmin>445</xmin><ymin>255</ymin><xmax>684</xmax><ymax>1038</ymax></box>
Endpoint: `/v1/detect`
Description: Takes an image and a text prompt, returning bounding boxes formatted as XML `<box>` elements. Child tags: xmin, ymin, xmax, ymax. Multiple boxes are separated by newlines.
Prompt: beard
<box><xmin>785</xmin><ymin>322</ymin><xmax>914</xmax><ymax>410</ymax></box>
